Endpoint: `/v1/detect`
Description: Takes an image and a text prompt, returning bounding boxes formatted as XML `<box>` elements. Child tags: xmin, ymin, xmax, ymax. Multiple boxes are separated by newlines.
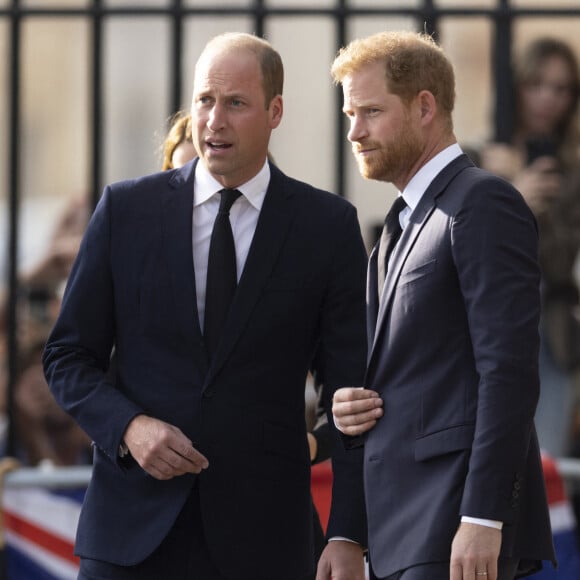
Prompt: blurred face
<box><xmin>191</xmin><ymin>47</ymin><xmax>283</xmax><ymax>188</ymax></box>
<box><xmin>342</xmin><ymin>61</ymin><xmax>423</xmax><ymax>190</ymax></box>
<box><xmin>171</xmin><ymin>140</ymin><xmax>197</xmax><ymax>169</ymax></box>
<box><xmin>520</xmin><ymin>55</ymin><xmax>575</xmax><ymax>137</ymax></box>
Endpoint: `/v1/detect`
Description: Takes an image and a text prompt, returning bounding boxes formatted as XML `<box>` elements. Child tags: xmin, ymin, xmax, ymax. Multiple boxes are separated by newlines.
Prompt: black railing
<box><xmin>3</xmin><ymin>0</ymin><xmax>580</xmax><ymax>455</ymax></box>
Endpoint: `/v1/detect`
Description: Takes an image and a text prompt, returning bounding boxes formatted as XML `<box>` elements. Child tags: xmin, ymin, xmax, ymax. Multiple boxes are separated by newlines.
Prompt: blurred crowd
<box><xmin>0</xmin><ymin>194</ymin><xmax>92</xmax><ymax>466</ymax></box>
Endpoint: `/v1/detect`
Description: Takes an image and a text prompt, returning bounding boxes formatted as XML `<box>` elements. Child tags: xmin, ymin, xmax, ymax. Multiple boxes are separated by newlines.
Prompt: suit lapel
<box><xmin>205</xmin><ymin>165</ymin><xmax>296</xmax><ymax>383</ymax></box>
<box><xmin>369</xmin><ymin>155</ymin><xmax>473</xmax><ymax>364</ymax></box>
<box><xmin>367</xmin><ymin>242</ymin><xmax>380</xmax><ymax>357</ymax></box>
<box><xmin>162</xmin><ymin>161</ymin><xmax>207</xmax><ymax>372</ymax></box>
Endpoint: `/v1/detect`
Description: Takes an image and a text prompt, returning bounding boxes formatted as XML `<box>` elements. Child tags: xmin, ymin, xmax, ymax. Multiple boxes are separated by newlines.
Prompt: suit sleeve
<box><xmin>452</xmin><ymin>175</ymin><xmax>542</xmax><ymax>523</ymax></box>
<box><xmin>314</xmin><ymin>202</ymin><xmax>369</xmax><ymax>545</ymax></box>
<box><xmin>42</xmin><ymin>187</ymin><xmax>144</xmax><ymax>465</ymax></box>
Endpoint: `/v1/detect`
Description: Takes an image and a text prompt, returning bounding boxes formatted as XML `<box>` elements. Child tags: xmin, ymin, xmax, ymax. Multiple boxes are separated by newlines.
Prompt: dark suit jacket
<box><xmin>43</xmin><ymin>160</ymin><xmax>368</xmax><ymax>579</ymax></box>
<box><xmin>363</xmin><ymin>155</ymin><xmax>555</xmax><ymax>578</ymax></box>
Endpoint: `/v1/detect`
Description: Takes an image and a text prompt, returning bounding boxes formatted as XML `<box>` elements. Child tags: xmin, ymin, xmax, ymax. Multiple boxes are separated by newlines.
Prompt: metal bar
<box><xmin>3</xmin><ymin>6</ymin><xmax>580</xmax><ymax>19</ymax></box>
<box><xmin>493</xmin><ymin>0</ymin><xmax>513</xmax><ymax>142</ymax></box>
<box><xmin>3</xmin><ymin>458</ymin><xmax>580</xmax><ymax>490</ymax></box>
<box><xmin>169</xmin><ymin>0</ymin><xmax>183</xmax><ymax>116</ymax></box>
<box><xmin>90</xmin><ymin>0</ymin><xmax>102</xmax><ymax>208</ymax></box>
<box><xmin>334</xmin><ymin>0</ymin><xmax>347</xmax><ymax>198</ymax></box>
<box><xmin>4</xmin><ymin>465</ymin><xmax>92</xmax><ymax>489</ymax></box>
<box><xmin>5</xmin><ymin>0</ymin><xmax>22</xmax><ymax>457</ymax></box>
<box><xmin>254</xmin><ymin>0</ymin><xmax>265</xmax><ymax>38</ymax></box>
<box><xmin>421</xmin><ymin>0</ymin><xmax>438</xmax><ymax>38</ymax></box>
<box><xmin>556</xmin><ymin>458</ymin><xmax>580</xmax><ymax>482</ymax></box>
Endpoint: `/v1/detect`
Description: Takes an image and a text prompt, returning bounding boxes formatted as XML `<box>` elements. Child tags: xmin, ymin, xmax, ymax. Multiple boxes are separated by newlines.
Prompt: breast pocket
<box><xmin>398</xmin><ymin>258</ymin><xmax>437</xmax><ymax>287</ymax></box>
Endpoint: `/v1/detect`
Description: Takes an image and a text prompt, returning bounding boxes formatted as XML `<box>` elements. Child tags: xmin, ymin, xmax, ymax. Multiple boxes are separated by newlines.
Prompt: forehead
<box><xmin>537</xmin><ymin>55</ymin><xmax>574</xmax><ymax>82</ymax></box>
<box><xmin>194</xmin><ymin>47</ymin><xmax>262</xmax><ymax>93</ymax></box>
<box><xmin>342</xmin><ymin>61</ymin><xmax>391</xmax><ymax>105</ymax></box>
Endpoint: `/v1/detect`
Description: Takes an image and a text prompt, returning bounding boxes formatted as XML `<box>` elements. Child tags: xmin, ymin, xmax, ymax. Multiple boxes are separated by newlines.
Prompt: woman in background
<box><xmin>477</xmin><ymin>37</ymin><xmax>580</xmax><ymax>458</ymax></box>
<box><xmin>161</xmin><ymin>110</ymin><xmax>196</xmax><ymax>171</ymax></box>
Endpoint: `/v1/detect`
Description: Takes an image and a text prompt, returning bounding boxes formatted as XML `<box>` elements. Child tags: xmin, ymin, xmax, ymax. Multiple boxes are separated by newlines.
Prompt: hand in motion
<box><xmin>123</xmin><ymin>415</ymin><xmax>209</xmax><ymax>480</ymax></box>
<box><xmin>450</xmin><ymin>522</ymin><xmax>502</xmax><ymax>580</ymax></box>
<box><xmin>332</xmin><ymin>387</ymin><xmax>383</xmax><ymax>436</ymax></box>
<box><xmin>315</xmin><ymin>540</ymin><xmax>365</xmax><ymax>580</ymax></box>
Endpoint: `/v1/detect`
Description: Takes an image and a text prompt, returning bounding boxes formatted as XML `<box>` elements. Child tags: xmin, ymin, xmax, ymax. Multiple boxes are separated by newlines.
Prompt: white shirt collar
<box><xmin>193</xmin><ymin>159</ymin><xmax>270</xmax><ymax>210</ymax></box>
<box><xmin>400</xmin><ymin>143</ymin><xmax>463</xmax><ymax>210</ymax></box>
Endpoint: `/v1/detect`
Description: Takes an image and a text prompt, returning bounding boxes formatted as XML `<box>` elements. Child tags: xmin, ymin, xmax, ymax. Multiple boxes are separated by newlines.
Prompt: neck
<box><xmin>394</xmin><ymin>132</ymin><xmax>457</xmax><ymax>191</ymax></box>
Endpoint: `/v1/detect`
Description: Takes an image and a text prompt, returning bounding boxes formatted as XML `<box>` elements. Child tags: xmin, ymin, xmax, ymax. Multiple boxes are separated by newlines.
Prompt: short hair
<box><xmin>198</xmin><ymin>32</ymin><xmax>284</xmax><ymax>107</ymax></box>
<box><xmin>161</xmin><ymin>111</ymin><xmax>192</xmax><ymax>171</ymax></box>
<box><xmin>331</xmin><ymin>30</ymin><xmax>455</xmax><ymax>125</ymax></box>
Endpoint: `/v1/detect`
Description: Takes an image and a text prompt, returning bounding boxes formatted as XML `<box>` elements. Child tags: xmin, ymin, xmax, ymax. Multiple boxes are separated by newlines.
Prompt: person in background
<box><xmin>328</xmin><ymin>30</ymin><xmax>555</xmax><ymax>580</ymax></box>
<box><xmin>161</xmin><ymin>110</ymin><xmax>196</xmax><ymax>171</ymax></box>
<box><xmin>1</xmin><ymin>196</ymin><xmax>91</xmax><ymax>466</ymax></box>
<box><xmin>475</xmin><ymin>37</ymin><xmax>580</xmax><ymax>459</ymax></box>
<box><xmin>43</xmin><ymin>32</ymin><xmax>367</xmax><ymax>580</ymax></box>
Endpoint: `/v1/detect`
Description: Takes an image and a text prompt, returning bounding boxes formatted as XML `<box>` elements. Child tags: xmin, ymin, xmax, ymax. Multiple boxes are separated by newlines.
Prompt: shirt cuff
<box><xmin>328</xmin><ymin>536</ymin><xmax>358</xmax><ymax>544</ymax></box>
<box><xmin>461</xmin><ymin>516</ymin><xmax>503</xmax><ymax>530</ymax></box>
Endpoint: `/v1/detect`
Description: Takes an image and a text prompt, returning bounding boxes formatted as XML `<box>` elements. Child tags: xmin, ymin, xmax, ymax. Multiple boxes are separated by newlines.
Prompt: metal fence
<box><xmin>5</xmin><ymin>458</ymin><xmax>580</xmax><ymax>490</ymax></box>
<box><xmin>3</xmin><ymin>0</ymin><xmax>580</xmax><ymax>456</ymax></box>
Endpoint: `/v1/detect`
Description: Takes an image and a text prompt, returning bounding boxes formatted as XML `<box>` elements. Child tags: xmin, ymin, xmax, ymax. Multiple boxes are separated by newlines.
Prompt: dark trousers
<box><xmin>370</xmin><ymin>558</ymin><xmax>520</xmax><ymax>580</ymax></box>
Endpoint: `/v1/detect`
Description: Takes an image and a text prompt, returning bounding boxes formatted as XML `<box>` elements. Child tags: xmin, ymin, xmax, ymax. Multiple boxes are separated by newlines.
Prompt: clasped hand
<box><xmin>332</xmin><ymin>387</ymin><xmax>383</xmax><ymax>436</ymax></box>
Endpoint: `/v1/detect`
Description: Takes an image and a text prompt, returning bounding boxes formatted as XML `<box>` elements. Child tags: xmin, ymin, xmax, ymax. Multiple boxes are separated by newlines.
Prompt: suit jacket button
<box><xmin>512</xmin><ymin>490</ymin><xmax>519</xmax><ymax>498</ymax></box>
<box><xmin>204</xmin><ymin>389</ymin><xmax>215</xmax><ymax>398</ymax></box>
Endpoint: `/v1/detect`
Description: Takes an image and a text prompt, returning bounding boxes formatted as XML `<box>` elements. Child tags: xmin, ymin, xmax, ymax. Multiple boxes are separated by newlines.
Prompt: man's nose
<box><xmin>207</xmin><ymin>104</ymin><xmax>225</xmax><ymax>131</ymax></box>
<box><xmin>347</xmin><ymin>116</ymin><xmax>367</xmax><ymax>142</ymax></box>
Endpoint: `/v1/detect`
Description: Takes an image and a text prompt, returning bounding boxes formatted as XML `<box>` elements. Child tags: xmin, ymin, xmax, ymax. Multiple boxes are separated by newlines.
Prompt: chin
<box><xmin>358</xmin><ymin>162</ymin><xmax>381</xmax><ymax>182</ymax></box>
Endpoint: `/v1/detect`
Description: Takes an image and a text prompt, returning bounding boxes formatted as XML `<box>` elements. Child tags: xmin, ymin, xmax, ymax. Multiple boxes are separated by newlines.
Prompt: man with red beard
<box><xmin>323</xmin><ymin>31</ymin><xmax>556</xmax><ymax>580</ymax></box>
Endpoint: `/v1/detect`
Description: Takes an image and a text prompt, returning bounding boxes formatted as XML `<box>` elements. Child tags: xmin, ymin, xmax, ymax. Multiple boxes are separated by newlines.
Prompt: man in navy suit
<box><xmin>328</xmin><ymin>31</ymin><xmax>556</xmax><ymax>580</ymax></box>
<box><xmin>43</xmin><ymin>32</ymin><xmax>367</xmax><ymax>580</ymax></box>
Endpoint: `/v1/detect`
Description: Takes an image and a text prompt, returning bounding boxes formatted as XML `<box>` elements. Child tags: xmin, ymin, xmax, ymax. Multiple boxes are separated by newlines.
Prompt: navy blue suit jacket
<box><xmin>363</xmin><ymin>155</ymin><xmax>555</xmax><ymax>578</ymax></box>
<box><xmin>43</xmin><ymin>160</ymin><xmax>368</xmax><ymax>579</ymax></box>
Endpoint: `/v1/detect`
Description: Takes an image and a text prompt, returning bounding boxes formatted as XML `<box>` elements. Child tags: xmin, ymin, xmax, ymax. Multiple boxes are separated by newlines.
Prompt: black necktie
<box><xmin>204</xmin><ymin>188</ymin><xmax>242</xmax><ymax>359</ymax></box>
<box><xmin>377</xmin><ymin>195</ymin><xmax>407</xmax><ymax>297</ymax></box>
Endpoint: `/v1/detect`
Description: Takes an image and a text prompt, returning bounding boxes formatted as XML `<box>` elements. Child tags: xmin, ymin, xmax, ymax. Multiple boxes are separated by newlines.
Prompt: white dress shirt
<box><xmin>192</xmin><ymin>160</ymin><xmax>269</xmax><ymax>329</ymax></box>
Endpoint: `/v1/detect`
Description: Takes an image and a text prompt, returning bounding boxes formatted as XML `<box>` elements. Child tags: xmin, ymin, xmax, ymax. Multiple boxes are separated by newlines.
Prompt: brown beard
<box><xmin>355</xmin><ymin>115</ymin><xmax>423</xmax><ymax>184</ymax></box>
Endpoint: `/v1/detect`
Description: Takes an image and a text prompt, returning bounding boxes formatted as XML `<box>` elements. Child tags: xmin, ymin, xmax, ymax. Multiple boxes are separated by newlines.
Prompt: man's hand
<box><xmin>450</xmin><ymin>522</ymin><xmax>502</xmax><ymax>580</ymax></box>
<box><xmin>123</xmin><ymin>415</ymin><xmax>209</xmax><ymax>480</ymax></box>
<box><xmin>315</xmin><ymin>540</ymin><xmax>365</xmax><ymax>580</ymax></box>
<box><xmin>332</xmin><ymin>387</ymin><xmax>383</xmax><ymax>436</ymax></box>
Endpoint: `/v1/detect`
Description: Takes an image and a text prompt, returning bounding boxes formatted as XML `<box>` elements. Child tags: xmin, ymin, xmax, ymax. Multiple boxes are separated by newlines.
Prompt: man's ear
<box><xmin>418</xmin><ymin>90</ymin><xmax>436</xmax><ymax>126</ymax></box>
<box><xmin>269</xmin><ymin>95</ymin><xmax>284</xmax><ymax>128</ymax></box>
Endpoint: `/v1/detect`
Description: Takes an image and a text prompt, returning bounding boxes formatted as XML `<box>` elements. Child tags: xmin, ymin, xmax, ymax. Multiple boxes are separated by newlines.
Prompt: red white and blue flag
<box><xmin>529</xmin><ymin>454</ymin><xmax>580</xmax><ymax>579</ymax></box>
<box><xmin>3</xmin><ymin>487</ymin><xmax>83</xmax><ymax>579</ymax></box>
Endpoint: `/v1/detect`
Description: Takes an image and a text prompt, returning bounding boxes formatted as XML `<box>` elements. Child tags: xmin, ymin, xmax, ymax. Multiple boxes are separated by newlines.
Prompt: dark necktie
<box><xmin>377</xmin><ymin>195</ymin><xmax>407</xmax><ymax>297</ymax></box>
<box><xmin>204</xmin><ymin>188</ymin><xmax>242</xmax><ymax>359</ymax></box>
